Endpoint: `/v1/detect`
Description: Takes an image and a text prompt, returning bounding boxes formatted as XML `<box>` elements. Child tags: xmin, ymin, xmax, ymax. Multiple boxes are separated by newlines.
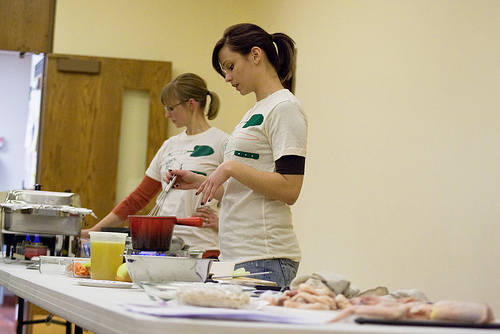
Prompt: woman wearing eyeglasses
<box><xmin>166</xmin><ymin>24</ymin><xmax>307</xmax><ymax>286</ymax></box>
<box><xmin>82</xmin><ymin>73</ymin><xmax>229</xmax><ymax>259</ymax></box>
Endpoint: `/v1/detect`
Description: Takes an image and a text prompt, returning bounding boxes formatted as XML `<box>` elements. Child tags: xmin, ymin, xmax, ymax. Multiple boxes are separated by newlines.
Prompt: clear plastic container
<box><xmin>39</xmin><ymin>256</ymin><xmax>71</xmax><ymax>275</ymax></box>
<box><xmin>89</xmin><ymin>231</ymin><xmax>127</xmax><ymax>280</ymax></box>
<box><xmin>69</xmin><ymin>257</ymin><xmax>91</xmax><ymax>278</ymax></box>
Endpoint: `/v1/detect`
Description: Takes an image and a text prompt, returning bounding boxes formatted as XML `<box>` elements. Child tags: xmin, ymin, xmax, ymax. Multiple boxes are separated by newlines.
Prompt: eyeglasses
<box><xmin>165</xmin><ymin>100</ymin><xmax>188</xmax><ymax>112</ymax></box>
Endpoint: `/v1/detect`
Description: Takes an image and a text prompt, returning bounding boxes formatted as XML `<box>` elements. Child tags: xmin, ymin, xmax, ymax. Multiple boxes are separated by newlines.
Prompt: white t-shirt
<box><xmin>219</xmin><ymin>89</ymin><xmax>307</xmax><ymax>263</ymax></box>
<box><xmin>146</xmin><ymin>127</ymin><xmax>229</xmax><ymax>251</ymax></box>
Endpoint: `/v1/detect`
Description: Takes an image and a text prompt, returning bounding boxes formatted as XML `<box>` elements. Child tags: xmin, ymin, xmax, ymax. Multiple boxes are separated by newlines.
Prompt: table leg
<box><xmin>16</xmin><ymin>297</ymin><xmax>24</xmax><ymax>334</ymax></box>
<box><xmin>16</xmin><ymin>296</ymin><xmax>81</xmax><ymax>334</ymax></box>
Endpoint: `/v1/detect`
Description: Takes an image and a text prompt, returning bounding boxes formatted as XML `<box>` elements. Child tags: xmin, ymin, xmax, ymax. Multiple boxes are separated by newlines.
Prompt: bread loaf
<box><xmin>176</xmin><ymin>284</ymin><xmax>250</xmax><ymax>309</ymax></box>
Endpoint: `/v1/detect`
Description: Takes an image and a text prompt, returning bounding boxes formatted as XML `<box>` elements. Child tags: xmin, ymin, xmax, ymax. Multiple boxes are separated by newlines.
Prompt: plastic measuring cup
<box><xmin>89</xmin><ymin>231</ymin><xmax>127</xmax><ymax>281</ymax></box>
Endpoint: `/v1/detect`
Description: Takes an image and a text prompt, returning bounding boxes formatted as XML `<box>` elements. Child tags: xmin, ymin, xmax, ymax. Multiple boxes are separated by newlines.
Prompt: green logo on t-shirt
<box><xmin>190</xmin><ymin>145</ymin><xmax>214</xmax><ymax>157</ymax></box>
<box><xmin>243</xmin><ymin>114</ymin><xmax>264</xmax><ymax>128</ymax></box>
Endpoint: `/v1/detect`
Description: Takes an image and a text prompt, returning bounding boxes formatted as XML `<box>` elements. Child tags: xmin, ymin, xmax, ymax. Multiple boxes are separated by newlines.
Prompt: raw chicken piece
<box><xmin>330</xmin><ymin>297</ymin><xmax>495</xmax><ymax>324</ymax></box>
<box><xmin>335</xmin><ymin>294</ymin><xmax>350</xmax><ymax>309</ymax></box>
<box><xmin>297</xmin><ymin>283</ymin><xmax>335</xmax><ymax>298</ymax></box>
<box><xmin>405</xmin><ymin>301</ymin><xmax>434</xmax><ymax>320</ymax></box>
<box><xmin>266</xmin><ymin>283</ymin><xmax>337</xmax><ymax>310</ymax></box>
<box><xmin>331</xmin><ymin>300</ymin><xmax>411</xmax><ymax>322</ymax></box>
<box><xmin>431</xmin><ymin>301</ymin><xmax>494</xmax><ymax>324</ymax></box>
<box><xmin>341</xmin><ymin>304</ymin><xmax>406</xmax><ymax>321</ymax></box>
<box><xmin>268</xmin><ymin>280</ymin><xmax>495</xmax><ymax>325</ymax></box>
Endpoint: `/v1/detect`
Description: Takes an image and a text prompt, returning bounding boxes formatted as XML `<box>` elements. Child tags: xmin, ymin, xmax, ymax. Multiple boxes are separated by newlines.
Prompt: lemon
<box><xmin>115</xmin><ymin>263</ymin><xmax>132</xmax><ymax>282</ymax></box>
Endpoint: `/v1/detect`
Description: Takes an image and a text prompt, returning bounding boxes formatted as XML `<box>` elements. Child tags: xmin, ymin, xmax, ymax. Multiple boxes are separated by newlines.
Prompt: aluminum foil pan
<box><xmin>0</xmin><ymin>190</ymin><xmax>94</xmax><ymax>236</ymax></box>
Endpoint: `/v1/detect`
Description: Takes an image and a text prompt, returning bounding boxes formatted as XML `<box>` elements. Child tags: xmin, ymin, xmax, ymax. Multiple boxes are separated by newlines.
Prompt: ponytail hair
<box><xmin>160</xmin><ymin>73</ymin><xmax>220</xmax><ymax>120</ymax></box>
<box><xmin>212</xmin><ymin>23</ymin><xmax>296</xmax><ymax>83</ymax></box>
<box><xmin>206</xmin><ymin>90</ymin><xmax>220</xmax><ymax>120</ymax></box>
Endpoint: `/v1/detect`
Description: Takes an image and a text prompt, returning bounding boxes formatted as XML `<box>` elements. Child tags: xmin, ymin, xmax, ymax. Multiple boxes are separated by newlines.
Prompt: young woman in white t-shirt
<box><xmin>82</xmin><ymin>73</ymin><xmax>229</xmax><ymax>258</ymax></box>
<box><xmin>166</xmin><ymin>24</ymin><xmax>307</xmax><ymax>286</ymax></box>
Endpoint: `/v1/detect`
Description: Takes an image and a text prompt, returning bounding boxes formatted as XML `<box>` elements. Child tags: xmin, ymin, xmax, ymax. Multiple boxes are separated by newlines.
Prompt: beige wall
<box><xmin>54</xmin><ymin>0</ymin><xmax>500</xmax><ymax>315</ymax></box>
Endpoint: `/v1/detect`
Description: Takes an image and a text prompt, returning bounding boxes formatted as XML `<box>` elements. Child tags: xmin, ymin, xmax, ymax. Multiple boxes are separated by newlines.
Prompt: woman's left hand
<box><xmin>193</xmin><ymin>206</ymin><xmax>218</xmax><ymax>230</ymax></box>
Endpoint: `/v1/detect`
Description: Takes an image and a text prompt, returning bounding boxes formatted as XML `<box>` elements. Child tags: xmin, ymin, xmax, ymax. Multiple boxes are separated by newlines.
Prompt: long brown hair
<box><xmin>160</xmin><ymin>73</ymin><xmax>220</xmax><ymax>120</ymax></box>
<box><xmin>212</xmin><ymin>23</ymin><xmax>296</xmax><ymax>84</ymax></box>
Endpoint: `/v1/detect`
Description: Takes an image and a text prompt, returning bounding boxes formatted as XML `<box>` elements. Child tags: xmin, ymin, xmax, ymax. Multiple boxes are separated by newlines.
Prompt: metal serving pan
<box><xmin>4</xmin><ymin>190</ymin><xmax>80</xmax><ymax>206</ymax></box>
<box><xmin>0</xmin><ymin>190</ymin><xmax>93</xmax><ymax>236</ymax></box>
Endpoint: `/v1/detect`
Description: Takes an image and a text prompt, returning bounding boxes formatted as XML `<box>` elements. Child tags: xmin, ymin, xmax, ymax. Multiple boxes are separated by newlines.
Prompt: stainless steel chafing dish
<box><xmin>0</xmin><ymin>189</ymin><xmax>94</xmax><ymax>236</ymax></box>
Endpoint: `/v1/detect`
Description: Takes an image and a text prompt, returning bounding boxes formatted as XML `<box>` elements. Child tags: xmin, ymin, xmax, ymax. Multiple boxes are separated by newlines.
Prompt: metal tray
<box><xmin>4</xmin><ymin>189</ymin><xmax>80</xmax><ymax>207</ymax></box>
<box><xmin>1</xmin><ymin>208</ymin><xmax>83</xmax><ymax>235</ymax></box>
<box><xmin>0</xmin><ymin>189</ymin><xmax>90</xmax><ymax>236</ymax></box>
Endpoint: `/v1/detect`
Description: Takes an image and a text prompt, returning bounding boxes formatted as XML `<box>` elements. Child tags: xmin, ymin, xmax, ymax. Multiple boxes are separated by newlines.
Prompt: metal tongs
<box><xmin>148</xmin><ymin>164</ymin><xmax>183</xmax><ymax>216</ymax></box>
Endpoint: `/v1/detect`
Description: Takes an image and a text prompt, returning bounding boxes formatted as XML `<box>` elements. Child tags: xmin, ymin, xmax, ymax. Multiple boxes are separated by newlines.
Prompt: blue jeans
<box><xmin>234</xmin><ymin>258</ymin><xmax>299</xmax><ymax>287</ymax></box>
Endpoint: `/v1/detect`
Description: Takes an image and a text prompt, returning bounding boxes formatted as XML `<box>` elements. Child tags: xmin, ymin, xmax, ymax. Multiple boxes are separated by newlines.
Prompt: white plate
<box><xmin>77</xmin><ymin>279</ymin><xmax>133</xmax><ymax>289</ymax></box>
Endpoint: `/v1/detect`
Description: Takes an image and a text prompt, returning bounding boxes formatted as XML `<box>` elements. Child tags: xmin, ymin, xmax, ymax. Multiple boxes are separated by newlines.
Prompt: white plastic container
<box><xmin>209</xmin><ymin>261</ymin><xmax>235</xmax><ymax>278</ymax></box>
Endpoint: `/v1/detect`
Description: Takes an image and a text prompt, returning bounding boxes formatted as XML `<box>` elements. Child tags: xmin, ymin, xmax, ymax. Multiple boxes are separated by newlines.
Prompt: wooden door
<box><xmin>0</xmin><ymin>0</ymin><xmax>55</xmax><ymax>53</ymax></box>
<box><xmin>38</xmin><ymin>54</ymin><xmax>171</xmax><ymax>225</ymax></box>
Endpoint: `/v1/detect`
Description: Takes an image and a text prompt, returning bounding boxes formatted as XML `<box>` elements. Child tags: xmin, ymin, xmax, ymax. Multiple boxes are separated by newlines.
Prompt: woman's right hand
<box><xmin>80</xmin><ymin>229</ymin><xmax>91</xmax><ymax>239</ymax></box>
<box><xmin>164</xmin><ymin>169</ymin><xmax>205</xmax><ymax>190</ymax></box>
<box><xmin>196</xmin><ymin>161</ymin><xmax>232</xmax><ymax>205</ymax></box>
<box><xmin>81</xmin><ymin>227</ymin><xmax>100</xmax><ymax>239</ymax></box>
<box><xmin>80</xmin><ymin>212</ymin><xmax>123</xmax><ymax>239</ymax></box>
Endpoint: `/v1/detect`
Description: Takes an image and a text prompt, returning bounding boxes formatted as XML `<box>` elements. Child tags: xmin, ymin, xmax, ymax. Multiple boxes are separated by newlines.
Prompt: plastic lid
<box><xmin>89</xmin><ymin>231</ymin><xmax>128</xmax><ymax>243</ymax></box>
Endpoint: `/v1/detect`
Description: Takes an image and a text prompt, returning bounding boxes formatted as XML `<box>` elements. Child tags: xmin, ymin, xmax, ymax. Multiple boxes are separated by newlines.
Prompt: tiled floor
<box><xmin>0</xmin><ymin>294</ymin><xmax>16</xmax><ymax>334</ymax></box>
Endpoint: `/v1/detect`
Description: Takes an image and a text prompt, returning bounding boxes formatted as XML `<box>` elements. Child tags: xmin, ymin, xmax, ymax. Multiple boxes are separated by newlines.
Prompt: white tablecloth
<box><xmin>0</xmin><ymin>259</ymin><xmax>494</xmax><ymax>334</ymax></box>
